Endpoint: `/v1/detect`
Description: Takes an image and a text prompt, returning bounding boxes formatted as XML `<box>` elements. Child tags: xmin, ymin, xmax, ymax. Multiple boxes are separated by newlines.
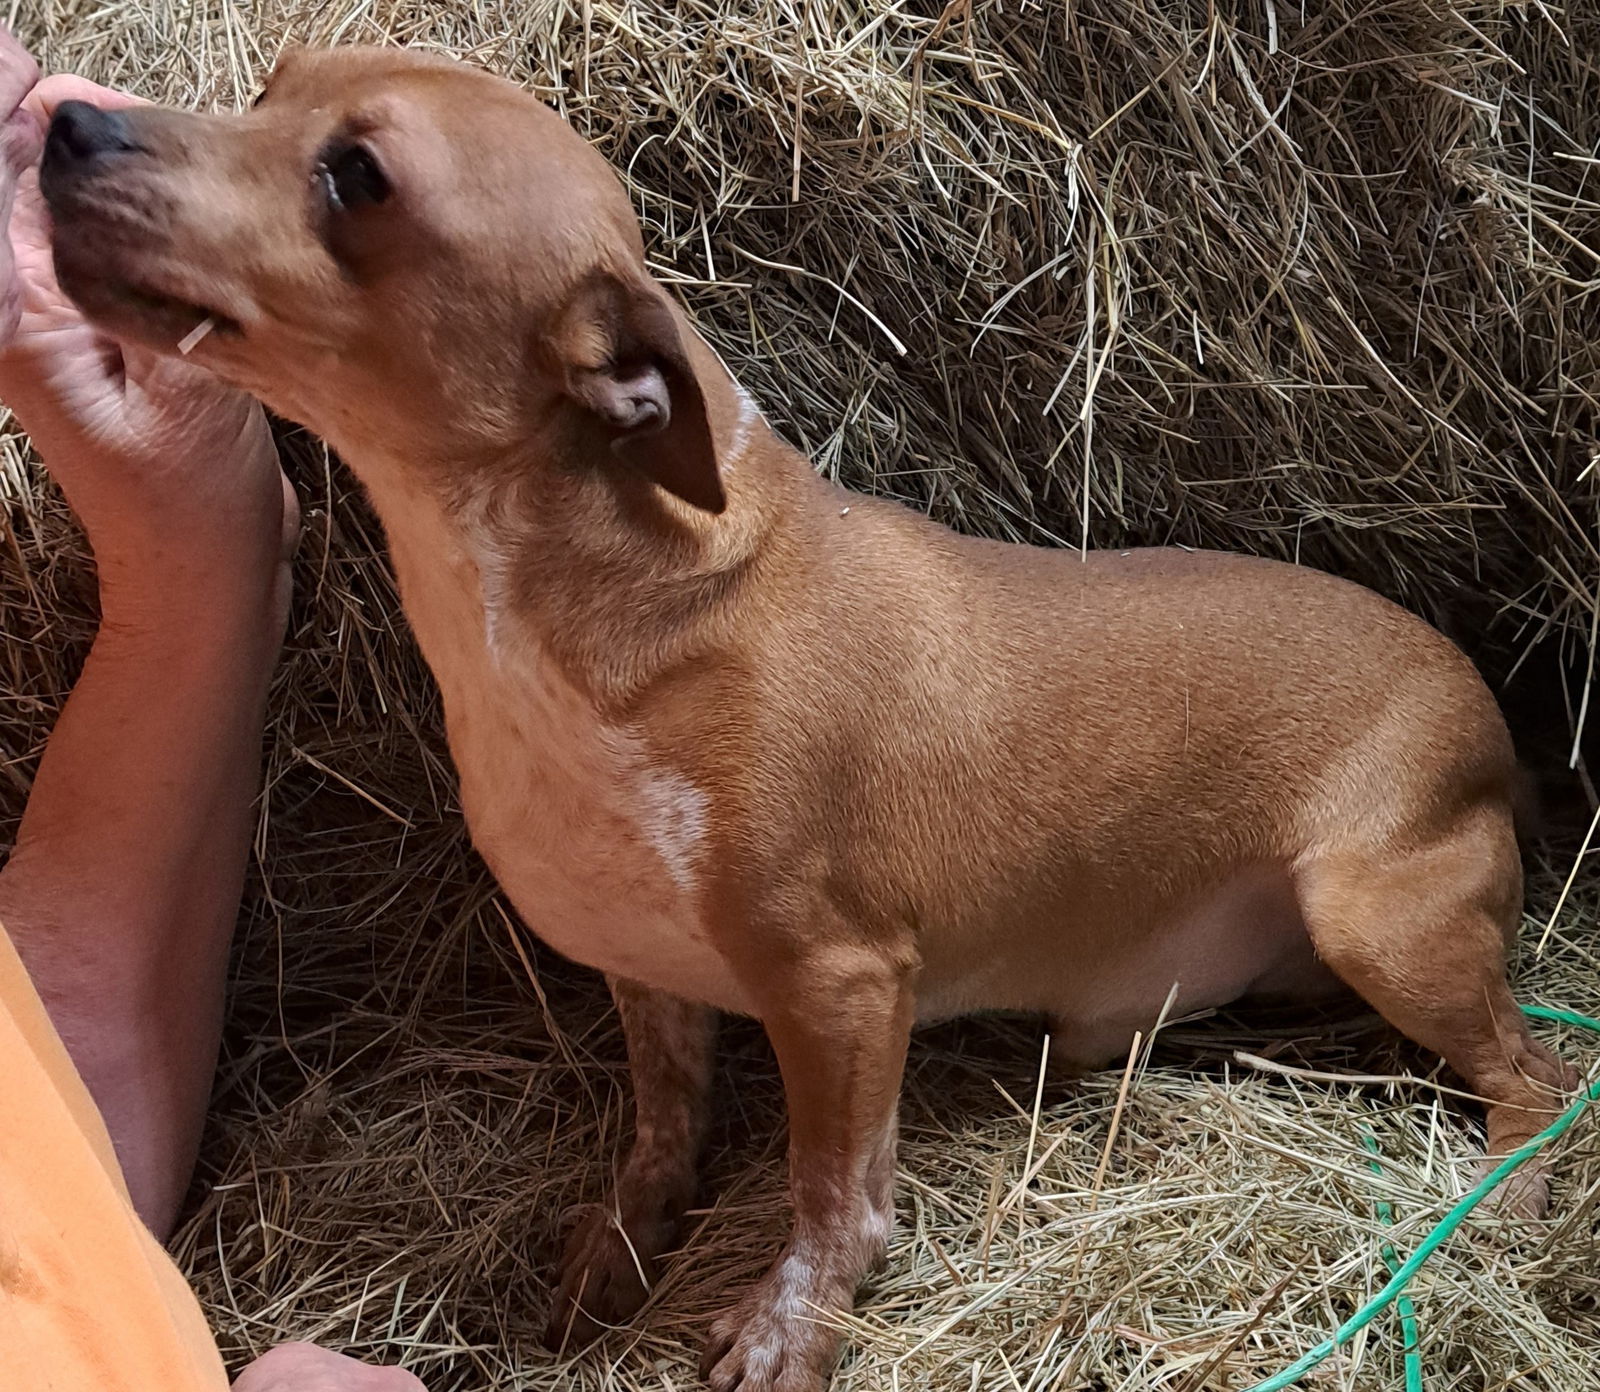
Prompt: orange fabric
<box><xmin>0</xmin><ymin>922</ymin><xmax>227</xmax><ymax>1391</ymax></box>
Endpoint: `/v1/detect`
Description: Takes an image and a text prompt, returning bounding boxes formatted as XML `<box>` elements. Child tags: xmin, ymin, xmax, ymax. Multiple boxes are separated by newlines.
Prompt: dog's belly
<box><xmin>914</xmin><ymin>863</ymin><xmax>1335</xmax><ymax>1051</ymax></box>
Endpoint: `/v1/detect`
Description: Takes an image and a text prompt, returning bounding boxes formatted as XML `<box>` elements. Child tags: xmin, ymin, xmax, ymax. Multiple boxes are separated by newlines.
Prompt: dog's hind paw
<box><xmin>1472</xmin><ymin>1056</ymin><xmax>1581</xmax><ymax>1222</ymax></box>
<box><xmin>1472</xmin><ymin>1155</ymin><xmax>1552</xmax><ymax>1221</ymax></box>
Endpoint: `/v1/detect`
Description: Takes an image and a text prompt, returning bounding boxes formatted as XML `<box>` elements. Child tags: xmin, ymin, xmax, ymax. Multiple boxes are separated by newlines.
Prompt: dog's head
<box><xmin>40</xmin><ymin>45</ymin><xmax>725</xmax><ymax>512</ymax></box>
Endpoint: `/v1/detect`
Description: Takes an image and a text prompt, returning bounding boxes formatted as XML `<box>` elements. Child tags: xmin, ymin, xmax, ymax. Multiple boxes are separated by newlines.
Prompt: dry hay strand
<box><xmin>4</xmin><ymin>1</ymin><xmax>1600</xmax><ymax>1389</ymax></box>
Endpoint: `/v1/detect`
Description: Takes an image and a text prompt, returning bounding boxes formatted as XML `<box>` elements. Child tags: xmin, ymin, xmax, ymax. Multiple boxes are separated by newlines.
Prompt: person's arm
<box><xmin>2</xmin><ymin>44</ymin><xmax>430</xmax><ymax>1391</ymax></box>
<box><xmin>0</xmin><ymin>58</ymin><xmax>295</xmax><ymax>1237</ymax></box>
<box><xmin>0</xmin><ymin>535</ymin><xmax>290</xmax><ymax>1233</ymax></box>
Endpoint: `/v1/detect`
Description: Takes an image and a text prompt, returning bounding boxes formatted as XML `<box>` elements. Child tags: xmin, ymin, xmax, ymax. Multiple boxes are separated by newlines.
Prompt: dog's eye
<box><xmin>319</xmin><ymin>143</ymin><xmax>390</xmax><ymax>212</ymax></box>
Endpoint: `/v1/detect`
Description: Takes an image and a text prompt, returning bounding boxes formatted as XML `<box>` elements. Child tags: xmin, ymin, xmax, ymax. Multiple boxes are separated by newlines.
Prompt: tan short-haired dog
<box><xmin>40</xmin><ymin>47</ymin><xmax>1573</xmax><ymax>1391</ymax></box>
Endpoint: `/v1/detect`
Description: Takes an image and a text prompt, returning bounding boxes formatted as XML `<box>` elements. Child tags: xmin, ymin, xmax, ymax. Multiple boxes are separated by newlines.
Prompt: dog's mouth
<box><xmin>51</xmin><ymin>235</ymin><xmax>246</xmax><ymax>355</ymax></box>
<box><xmin>111</xmin><ymin>281</ymin><xmax>244</xmax><ymax>347</ymax></box>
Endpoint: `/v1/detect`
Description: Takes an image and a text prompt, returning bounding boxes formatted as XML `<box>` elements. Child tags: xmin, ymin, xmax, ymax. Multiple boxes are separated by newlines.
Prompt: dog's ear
<box><xmin>555</xmin><ymin>270</ymin><xmax>726</xmax><ymax>515</ymax></box>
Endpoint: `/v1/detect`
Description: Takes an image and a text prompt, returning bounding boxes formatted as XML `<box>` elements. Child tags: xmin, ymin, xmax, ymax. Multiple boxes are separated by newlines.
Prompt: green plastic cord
<box><xmin>1361</xmin><ymin>1132</ymin><xmax>1424</xmax><ymax>1392</ymax></box>
<box><xmin>1242</xmin><ymin>1004</ymin><xmax>1600</xmax><ymax>1392</ymax></box>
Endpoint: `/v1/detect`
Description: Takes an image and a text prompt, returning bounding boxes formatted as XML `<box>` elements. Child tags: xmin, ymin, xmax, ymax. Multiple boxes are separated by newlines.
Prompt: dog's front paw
<box><xmin>543</xmin><ymin>1205</ymin><xmax>661</xmax><ymax>1351</ymax></box>
<box><xmin>700</xmin><ymin>1257</ymin><xmax>847</xmax><ymax>1392</ymax></box>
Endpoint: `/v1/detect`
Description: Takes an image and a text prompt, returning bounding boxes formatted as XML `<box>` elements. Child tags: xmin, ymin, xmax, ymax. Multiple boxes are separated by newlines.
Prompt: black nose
<box><xmin>45</xmin><ymin>101</ymin><xmax>142</xmax><ymax>166</ymax></box>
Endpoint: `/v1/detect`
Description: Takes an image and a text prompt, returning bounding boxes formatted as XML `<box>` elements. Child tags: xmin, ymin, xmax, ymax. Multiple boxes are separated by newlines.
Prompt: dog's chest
<box><xmin>376</xmin><ymin>494</ymin><xmax>750</xmax><ymax>1013</ymax></box>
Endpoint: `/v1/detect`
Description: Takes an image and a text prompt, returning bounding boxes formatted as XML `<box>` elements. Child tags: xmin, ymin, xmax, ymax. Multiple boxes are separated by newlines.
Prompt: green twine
<box><xmin>1242</xmin><ymin>1004</ymin><xmax>1600</xmax><ymax>1392</ymax></box>
<box><xmin>1361</xmin><ymin>1132</ymin><xmax>1424</xmax><ymax>1392</ymax></box>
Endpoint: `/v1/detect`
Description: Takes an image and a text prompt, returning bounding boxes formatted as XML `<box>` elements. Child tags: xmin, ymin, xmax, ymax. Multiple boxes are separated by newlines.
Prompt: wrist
<box><xmin>87</xmin><ymin>472</ymin><xmax>300</xmax><ymax>640</ymax></box>
<box><xmin>94</xmin><ymin>546</ymin><xmax>293</xmax><ymax>661</ymax></box>
<box><xmin>35</xmin><ymin>426</ymin><xmax>299</xmax><ymax>615</ymax></box>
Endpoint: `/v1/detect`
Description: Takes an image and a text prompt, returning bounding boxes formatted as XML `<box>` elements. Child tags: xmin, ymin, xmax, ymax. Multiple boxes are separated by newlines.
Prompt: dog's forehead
<box><xmin>257</xmin><ymin>50</ymin><xmax>602</xmax><ymax>195</ymax></box>
<box><xmin>264</xmin><ymin>48</ymin><xmax>538</xmax><ymax>134</ymax></box>
<box><xmin>265</xmin><ymin>43</ymin><xmax>460</xmax><ymax>94</ymax></box>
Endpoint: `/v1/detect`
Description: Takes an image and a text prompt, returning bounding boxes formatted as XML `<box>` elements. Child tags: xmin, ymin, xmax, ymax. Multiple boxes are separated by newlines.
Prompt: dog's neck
<box><xmin>342</xmin><ymin>328</ymin><xmax>798</xmax><ymax>711</ymax></box>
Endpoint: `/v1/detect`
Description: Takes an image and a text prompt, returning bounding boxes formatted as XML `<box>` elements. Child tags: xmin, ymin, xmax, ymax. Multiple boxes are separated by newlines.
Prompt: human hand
<box><xmin>0</xmin><ymin>27</ymin><xmax>40</xmax><ymax>344</ymax></box>
<box><xmin>0</xmin><ymin>38</ymin><xmax>295</xmax><ymax>617</ymax></box>
<box><xmin>231</xmin><ymin>1344</ymin><xmax>427</xmax><ymax>1392</ymax></box>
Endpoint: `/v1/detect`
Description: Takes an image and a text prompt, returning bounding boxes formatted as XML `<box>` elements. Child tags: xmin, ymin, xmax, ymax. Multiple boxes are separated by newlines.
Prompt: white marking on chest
<box><xmin>457</xmin><ymin>487</ymin><xmax>520</xmax><ymax>661</ymax></box>
<box><xmin>634</xmin><ymin>767</ymin><xmax>710</xmax><ymax>894</ymax></box>
<box><xmin>368</xmin><ymin>476</ymin><xmax>750</xmax><ymax>1013</ymax></box>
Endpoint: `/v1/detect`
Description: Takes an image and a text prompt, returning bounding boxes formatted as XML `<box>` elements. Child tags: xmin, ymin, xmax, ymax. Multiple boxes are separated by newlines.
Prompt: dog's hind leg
<box><xmin>545</xmin><ymin>979</ymin><xmax>716</xmax><ymax>1349</ymax></box>
<box><xmin>1295</xmin><ymin>802</ymin><xmax>1574</xmax><ymax>1217</ymax></box>
<box><xmin>1046</xmin><ymin>1017</ymin><xmax>1136</xmax><ymax>1079</ymax></box>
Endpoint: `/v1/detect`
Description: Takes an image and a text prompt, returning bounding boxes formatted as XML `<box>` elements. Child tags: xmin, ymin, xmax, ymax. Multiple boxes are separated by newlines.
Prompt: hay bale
<box><xmin>4</xmin><ymin>2</ymin><xmax>1599</xmax><ymax>1389</ymax></box>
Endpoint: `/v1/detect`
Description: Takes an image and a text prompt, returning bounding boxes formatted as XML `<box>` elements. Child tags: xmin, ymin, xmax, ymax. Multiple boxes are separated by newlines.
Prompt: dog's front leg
<box><xmin>546</xmin><ymin>978</ymin><xmax>716</xmax><ymax>1349</ymax></box>
<box><xmin>702</xmin><ymin>946</ymin><xmax>913</xmax><ymax>1392</ymax></box>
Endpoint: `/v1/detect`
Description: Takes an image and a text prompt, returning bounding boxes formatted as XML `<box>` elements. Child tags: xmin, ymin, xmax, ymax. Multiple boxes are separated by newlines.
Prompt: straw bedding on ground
<box><xmin>3</xmin><ymin>1</ymin><xmax>1599</xmax><ymax>1389</ymax></box>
